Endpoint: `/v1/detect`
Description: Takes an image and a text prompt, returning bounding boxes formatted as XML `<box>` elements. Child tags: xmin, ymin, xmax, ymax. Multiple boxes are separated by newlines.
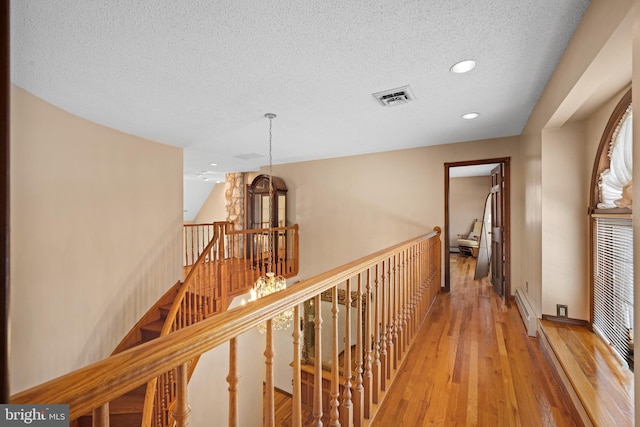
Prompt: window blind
<box><xmin>592</xmin><ymin>216</ymin><xmax>634</xmax><ymax>368</ymax></box>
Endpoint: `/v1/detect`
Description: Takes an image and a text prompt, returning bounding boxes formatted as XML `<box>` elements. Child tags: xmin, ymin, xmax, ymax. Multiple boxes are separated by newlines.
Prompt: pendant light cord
<box><xmin>266</xmin><ymin>113</ymin><xmax>276</xmax><ymax>273</ymax></box>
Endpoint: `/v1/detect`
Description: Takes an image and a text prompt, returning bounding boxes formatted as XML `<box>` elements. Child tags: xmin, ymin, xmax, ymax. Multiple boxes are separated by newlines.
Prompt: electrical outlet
<box><xmin>557</xmin><ymin>304</ymin><xmax>568</xmax><ymax>318</ymax></box>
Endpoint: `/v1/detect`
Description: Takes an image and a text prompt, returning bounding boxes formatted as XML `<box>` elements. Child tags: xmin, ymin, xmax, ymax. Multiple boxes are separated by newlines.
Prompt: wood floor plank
<box><xmin>273</xmin><ymin>254</ymin><xmax>582</xmax><ymax>426</ymax></box>
<box><xmin>370</xmin><ymin>254</ymin><xmax>580</xmax><ymax>427</ymax></box>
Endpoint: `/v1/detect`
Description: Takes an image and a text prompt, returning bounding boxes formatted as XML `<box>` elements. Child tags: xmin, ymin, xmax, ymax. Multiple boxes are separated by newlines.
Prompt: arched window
<box><xmin>590</xmin><ymin>89</ymin><xmax>633</xmax><ymax>369</ymax></box>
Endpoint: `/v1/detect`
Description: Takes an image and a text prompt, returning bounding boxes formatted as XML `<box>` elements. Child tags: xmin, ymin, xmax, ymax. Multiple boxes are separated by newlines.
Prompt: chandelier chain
<box><xmin>246</xmin><ymin>113</ymin><xmax>291</xmax><ymax>333</ymax></box>
<box><xmin>267</xmin><ymin>114</ymin><xmax>274</xmax><ymax>273</ymax></box>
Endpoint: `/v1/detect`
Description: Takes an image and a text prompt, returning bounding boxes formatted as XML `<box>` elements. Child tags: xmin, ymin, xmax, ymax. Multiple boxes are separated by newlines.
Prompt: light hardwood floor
<box><xmin>370</xmin><ymin>253</ymin><xmax>581</xmax><ymax>426</ymax></box>
<box><xmin>273</xmin><ymin>254</ymin><xmax>581</xmax><ymax>426</ymax></box>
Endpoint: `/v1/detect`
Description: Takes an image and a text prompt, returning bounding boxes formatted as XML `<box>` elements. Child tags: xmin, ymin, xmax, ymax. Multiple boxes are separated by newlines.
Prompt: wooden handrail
<box><xmin>158</xmin><ymin>221</ymin><xmax>300</xmax><ymax>425</ymax></box>
<box><xmin>165</xmin><ymin>222</ymin><xmax>223</xmax><ymax>336</ymax></box>
<box><xmin>142</xmin><ymin>223</ymin><xmax>223</xmax><ymax>426</ymax></box>
<box><xmin>11</xmin><ymin>227</ymin><xmax>441</xmax><ymax>425</ymax></box>
<box><xmin>183</xmin><ymin>223</ymin><xmax>216</xmax><ymax>267</ymax></box>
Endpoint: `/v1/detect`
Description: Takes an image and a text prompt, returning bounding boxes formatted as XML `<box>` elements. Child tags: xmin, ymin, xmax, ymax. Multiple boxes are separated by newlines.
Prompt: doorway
<box><xmin>444</xmin><ymin>158</ymin><xmax>511</xmax><ymax>303</ymax></box>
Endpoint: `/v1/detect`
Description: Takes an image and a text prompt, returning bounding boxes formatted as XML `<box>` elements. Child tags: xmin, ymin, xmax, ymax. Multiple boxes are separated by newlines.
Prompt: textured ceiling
<box><xmin>10</xmin><ymin>0</ymin><xmax>591</xmax><ymax>221</ymax></box>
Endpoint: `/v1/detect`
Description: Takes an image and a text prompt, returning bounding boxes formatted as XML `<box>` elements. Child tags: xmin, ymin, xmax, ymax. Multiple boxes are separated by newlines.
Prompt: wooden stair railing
<box><xmin>151</xmin><ymin>222</ymin><xmax>300</xmax><ymax>426</ymax></box>
<box><xmin>76</xmin><ymin>221</ymin><xmax>300</xmax><ymax>426</ymax></box>
<box><xmin>11</xmin><ymin>227</ymin><xmax>440</xmax><ymax>427</ymax></box>
<box><xmin>183</xmin><ymin>223</ymin><xmax>216</xmax><ymax>267</ymax></box>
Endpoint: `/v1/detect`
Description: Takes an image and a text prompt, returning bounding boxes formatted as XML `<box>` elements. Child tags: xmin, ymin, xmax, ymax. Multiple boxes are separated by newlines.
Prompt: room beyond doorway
<box><xmin>444</xmin><ymin>158</ymin><xmax>511</xmax><ymax>304</ymax></box>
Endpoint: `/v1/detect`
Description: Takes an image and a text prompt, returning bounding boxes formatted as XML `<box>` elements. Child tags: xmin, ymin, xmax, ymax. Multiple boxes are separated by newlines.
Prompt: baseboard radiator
<box><xmin>514</xmin><ymin>288</ymin><xmax>537</xmax><ymax>337</ymax></box>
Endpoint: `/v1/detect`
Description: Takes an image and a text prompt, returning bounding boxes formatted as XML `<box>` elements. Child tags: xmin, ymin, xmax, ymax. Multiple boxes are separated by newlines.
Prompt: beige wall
<box><xmin>269</xmin><ymin>136</ymin><xmax>523</xmax><ymax>288</ymax></box>
<box><xmin>10</xmin><ymin>87</ymin><xmax>184</xmax><ymax>393</ymax></box>
<box><xmin>540</xmin><ymin>87</ymin><xmax>630</xmax><ymax>321</ymax></box>
<box><xmin>449</xmin><ymin>176</ymin><xmax>492</xmax><ymax>250</ymax></box>
<box><xmin>520</xmin><ymin>131</ymin><xmax>543</xmax><ymax>313</ymax></box>
<box><xmin>520</xmin><ymin>0</ymin><xmax>633</xmax><ymax>320</ymax></box>
<box><xmin>541</xmin><ymin>123</ymin><xmax>589</xmax><ymax>319</ymax></box>
<box><xmin>193</xmin><ymin>182</ymin><xmax>226</xmax><ymax>223</ymax></box>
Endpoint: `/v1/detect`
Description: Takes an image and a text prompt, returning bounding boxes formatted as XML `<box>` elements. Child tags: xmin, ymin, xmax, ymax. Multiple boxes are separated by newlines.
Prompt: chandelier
<box><xmin>248</xmin><ymin>113</ymin><xmax>293</xmax><ymax>332</ymax></box>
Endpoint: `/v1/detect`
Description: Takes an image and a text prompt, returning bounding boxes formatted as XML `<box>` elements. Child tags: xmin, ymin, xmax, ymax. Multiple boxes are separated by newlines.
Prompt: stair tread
<box><xmin>110</xmin><ymin>391</ymin><xmax>145</xmax><ymax>414</ymax></box>
<box><xmin>78</xmin><ymin>413</ymin><xmax>142</xmax><ymax>427</ymax></box>
<box><xmin>140</xmin><ymin>319</ymin><xmax>165</xmax><ymax>332</ymax></box>
<box><xmin>76</xmin><ymin>385</ymin><xmax>147</xmax><ymax>425</ymax></box>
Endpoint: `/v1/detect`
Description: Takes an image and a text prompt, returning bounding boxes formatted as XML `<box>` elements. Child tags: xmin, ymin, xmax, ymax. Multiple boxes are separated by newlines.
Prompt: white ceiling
<box><xmin>450</xmin><ymin>164</ymin><xmax>499</xmax><ymax>178</ymax></box>
<box><xmin>10</xmin><ymin>1</ymin><xmax>591</xmax><ymax>221</ymax></box>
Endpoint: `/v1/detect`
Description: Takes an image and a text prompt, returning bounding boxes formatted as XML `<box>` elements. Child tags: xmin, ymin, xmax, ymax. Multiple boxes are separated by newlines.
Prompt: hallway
<box><xmin>370</xmin><ymin>254</ymin><xmax>581</xmax><ymax>426</ymax></box>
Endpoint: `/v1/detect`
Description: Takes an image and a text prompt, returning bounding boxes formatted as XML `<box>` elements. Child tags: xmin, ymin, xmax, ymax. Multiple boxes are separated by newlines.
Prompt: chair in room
<box><xmin>457</xmin><ymin>220</ymin><xmax>483</xmax><ymax>257</ymax></box>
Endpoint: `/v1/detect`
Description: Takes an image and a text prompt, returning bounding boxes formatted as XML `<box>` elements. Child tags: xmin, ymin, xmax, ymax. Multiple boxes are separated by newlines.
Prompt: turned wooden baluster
<box><xmin>425</xmin><ymin>240</ymin><xmax>432</xmax><ymax>315</ymax></box>
<box><xmin>292</xmin><ymin>305</ymin><xmax>302</xmax><ymax>426</ymax></box>
<box><xmin>184</xmin><ymin>228</ymin><xmax>189</xmax><ymax>266</ymax></box>
<box><xmin>400</xmin><ymin>250</ymin><xmax>408</xmax><ymax>355</ymax></box>
<box><xmin>429</xmin><ymin>238</ymin><xmax>436</xmax><ymax>310</ymax></box>
<box><xmin>193</xmin><ymin>227</ymin><xmax>199</xmax><ymax>266</ymax></box>
<box><xmin>404</xmin><ymin>248</ymin><xmax>413</xmax><ymax>344</ymax></box>
<box><xmin>353</xmin><ymin>274</ymin><xmax>365</xmax><ymax>427</ymax></box>
<box><xmin>379</xmin><ymin>261</ymin><xmax>388</xmax><ymax>390</ymax></box>
<box><xmin>341</xmin><ymin>279</ymin><xmax>353</xmax><ymax>427</ymax></box>
<box><xmin>173</xmin><ymin>363</ymin><xmax>191</xmax><ymax>427</ymax></box>
<box><xmin>181</xmin><ymin>292</ymin><xmax>188</xmax><ymax>331</ymax></box>
<box><xmin>414</xmin><ymin>244</ymin><xmax>420</xmax><ymax>329</ymax></box>
<box><xmin>419</xmin><ymin>241</ymin><xmax>427</xmax><ymax>318</ymax></box>
<box><xmin>170</xmin><ymin>369</ymin><xmax>177</xmax><ymax>419</ymax></box>
<box><xmin>264</xmin><ymin>320</ymin><xmax>275</xmax><ymax>427</ymax></box>
<box><xmin>155</xmin><ymin>379</ymin><xmax>163</xmax><ymax>427</ymax></box>
<box><xmin>396</xmin><ymin>252</ymin><xmax>406</xmax><ymax>366</ymax></box>
<box><xmin>227</xmin><ymin>337</ymin><xmax>238</xmax><ymax>427</ymax></box>
<box><xmin>386</xmin><ymin>258</ymin><xmax>395</xmax><ymax>378</ymax></box>
<box><xmin>435</xmin><ymin>232</ymin><xmax>441</xmax><ymax>299</ymax></box>
<box><xmin>92</xmin><ymin>403</ymin><xmax>109</xmax><ymax>427</ymax></box>
<box><xmin>329</xmin><ymin>286</ymin><xmax>340</xmax><ymax>426</ymax></box>
<box><xmin>423</xmin><ymin>239</ymin><xmax>430</xmax><ymax>310</ymax></box>
<box><xmin>162</xmin><ymin>373</ymin><xmax>170</xmax><ymax>425</ymax></box>
<box><xmin>415</xmin><ymin>246</ymin><xmax>421</xmax><ymax>333</ymax></box>
<box><xmin>363</xmin><ymin>268</ymin><xmax>373</xmax><ymax>417</ymax></box>
<box><xmin>409</xmin><ymin>246</ymin><xmax>417</xmax><ymax>340</ymax></box>
<box><xmin>424</xmin><ymin>242</ymin><xmax>430</xmax><ymax>306</ymax></box>
<box><xmin>312</xmin><ymin>294</ymin><xmax>324</xmax><ymax>427</ymax></box>
<box><xmin>392</xmin><ymin>254</ymin><xmax>401</xmax><ymax>368</ymax></box>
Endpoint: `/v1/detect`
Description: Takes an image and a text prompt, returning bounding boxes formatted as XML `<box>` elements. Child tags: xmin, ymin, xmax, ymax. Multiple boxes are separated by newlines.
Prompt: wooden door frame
<box><xmin>444</xmin><ymin>158</ymin><xmax>511</xmax><ymax>304</ymax></box>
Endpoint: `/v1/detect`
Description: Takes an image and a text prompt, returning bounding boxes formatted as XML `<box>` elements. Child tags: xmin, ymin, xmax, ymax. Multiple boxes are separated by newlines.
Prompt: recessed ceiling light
<box><xmin>450</xmin><ymin>59</ymin><xmax>477</xmax><ymax>74</ymax></box>
<box><xmin>209</xmin><ymin>162</ymin><xmax>218</xmax><ymax>166</ymax></box>
<box><xmin>462</xmin><ymin>112</ymin><xmax>480</xmax><ymax>120</ymax></box>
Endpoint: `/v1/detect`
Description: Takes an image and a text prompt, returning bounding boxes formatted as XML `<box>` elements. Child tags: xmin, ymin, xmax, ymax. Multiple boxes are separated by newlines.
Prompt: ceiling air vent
<box><xmin>235</xmin><ymin>152</ymin><xmax>264</xmax><ymax>160</ymax></box>
<box><xmin>372</xmin><ymin>85</ymin><xmax>416</xmax><ymax>107</ymax></box>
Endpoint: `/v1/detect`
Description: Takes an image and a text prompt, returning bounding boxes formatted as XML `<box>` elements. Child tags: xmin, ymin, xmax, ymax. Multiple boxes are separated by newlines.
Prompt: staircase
<box><xmin>74</xmin><ymin>221</ymin><xmax>300</xmax><ymax>427</ymax></box>
<box><xmin>75</xmin><ymin>288</ymin><xmax>224</xmax><ymax>427</ymax></box>
<box><xmin>77</xmin><ymin>385</ymin><xmax>146</xmax><ymax>427</ymax></box>
<box><xmin>76</xmin><ymin>290</ymin><xmax>179</xmax><ymax>427</ymax></box>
